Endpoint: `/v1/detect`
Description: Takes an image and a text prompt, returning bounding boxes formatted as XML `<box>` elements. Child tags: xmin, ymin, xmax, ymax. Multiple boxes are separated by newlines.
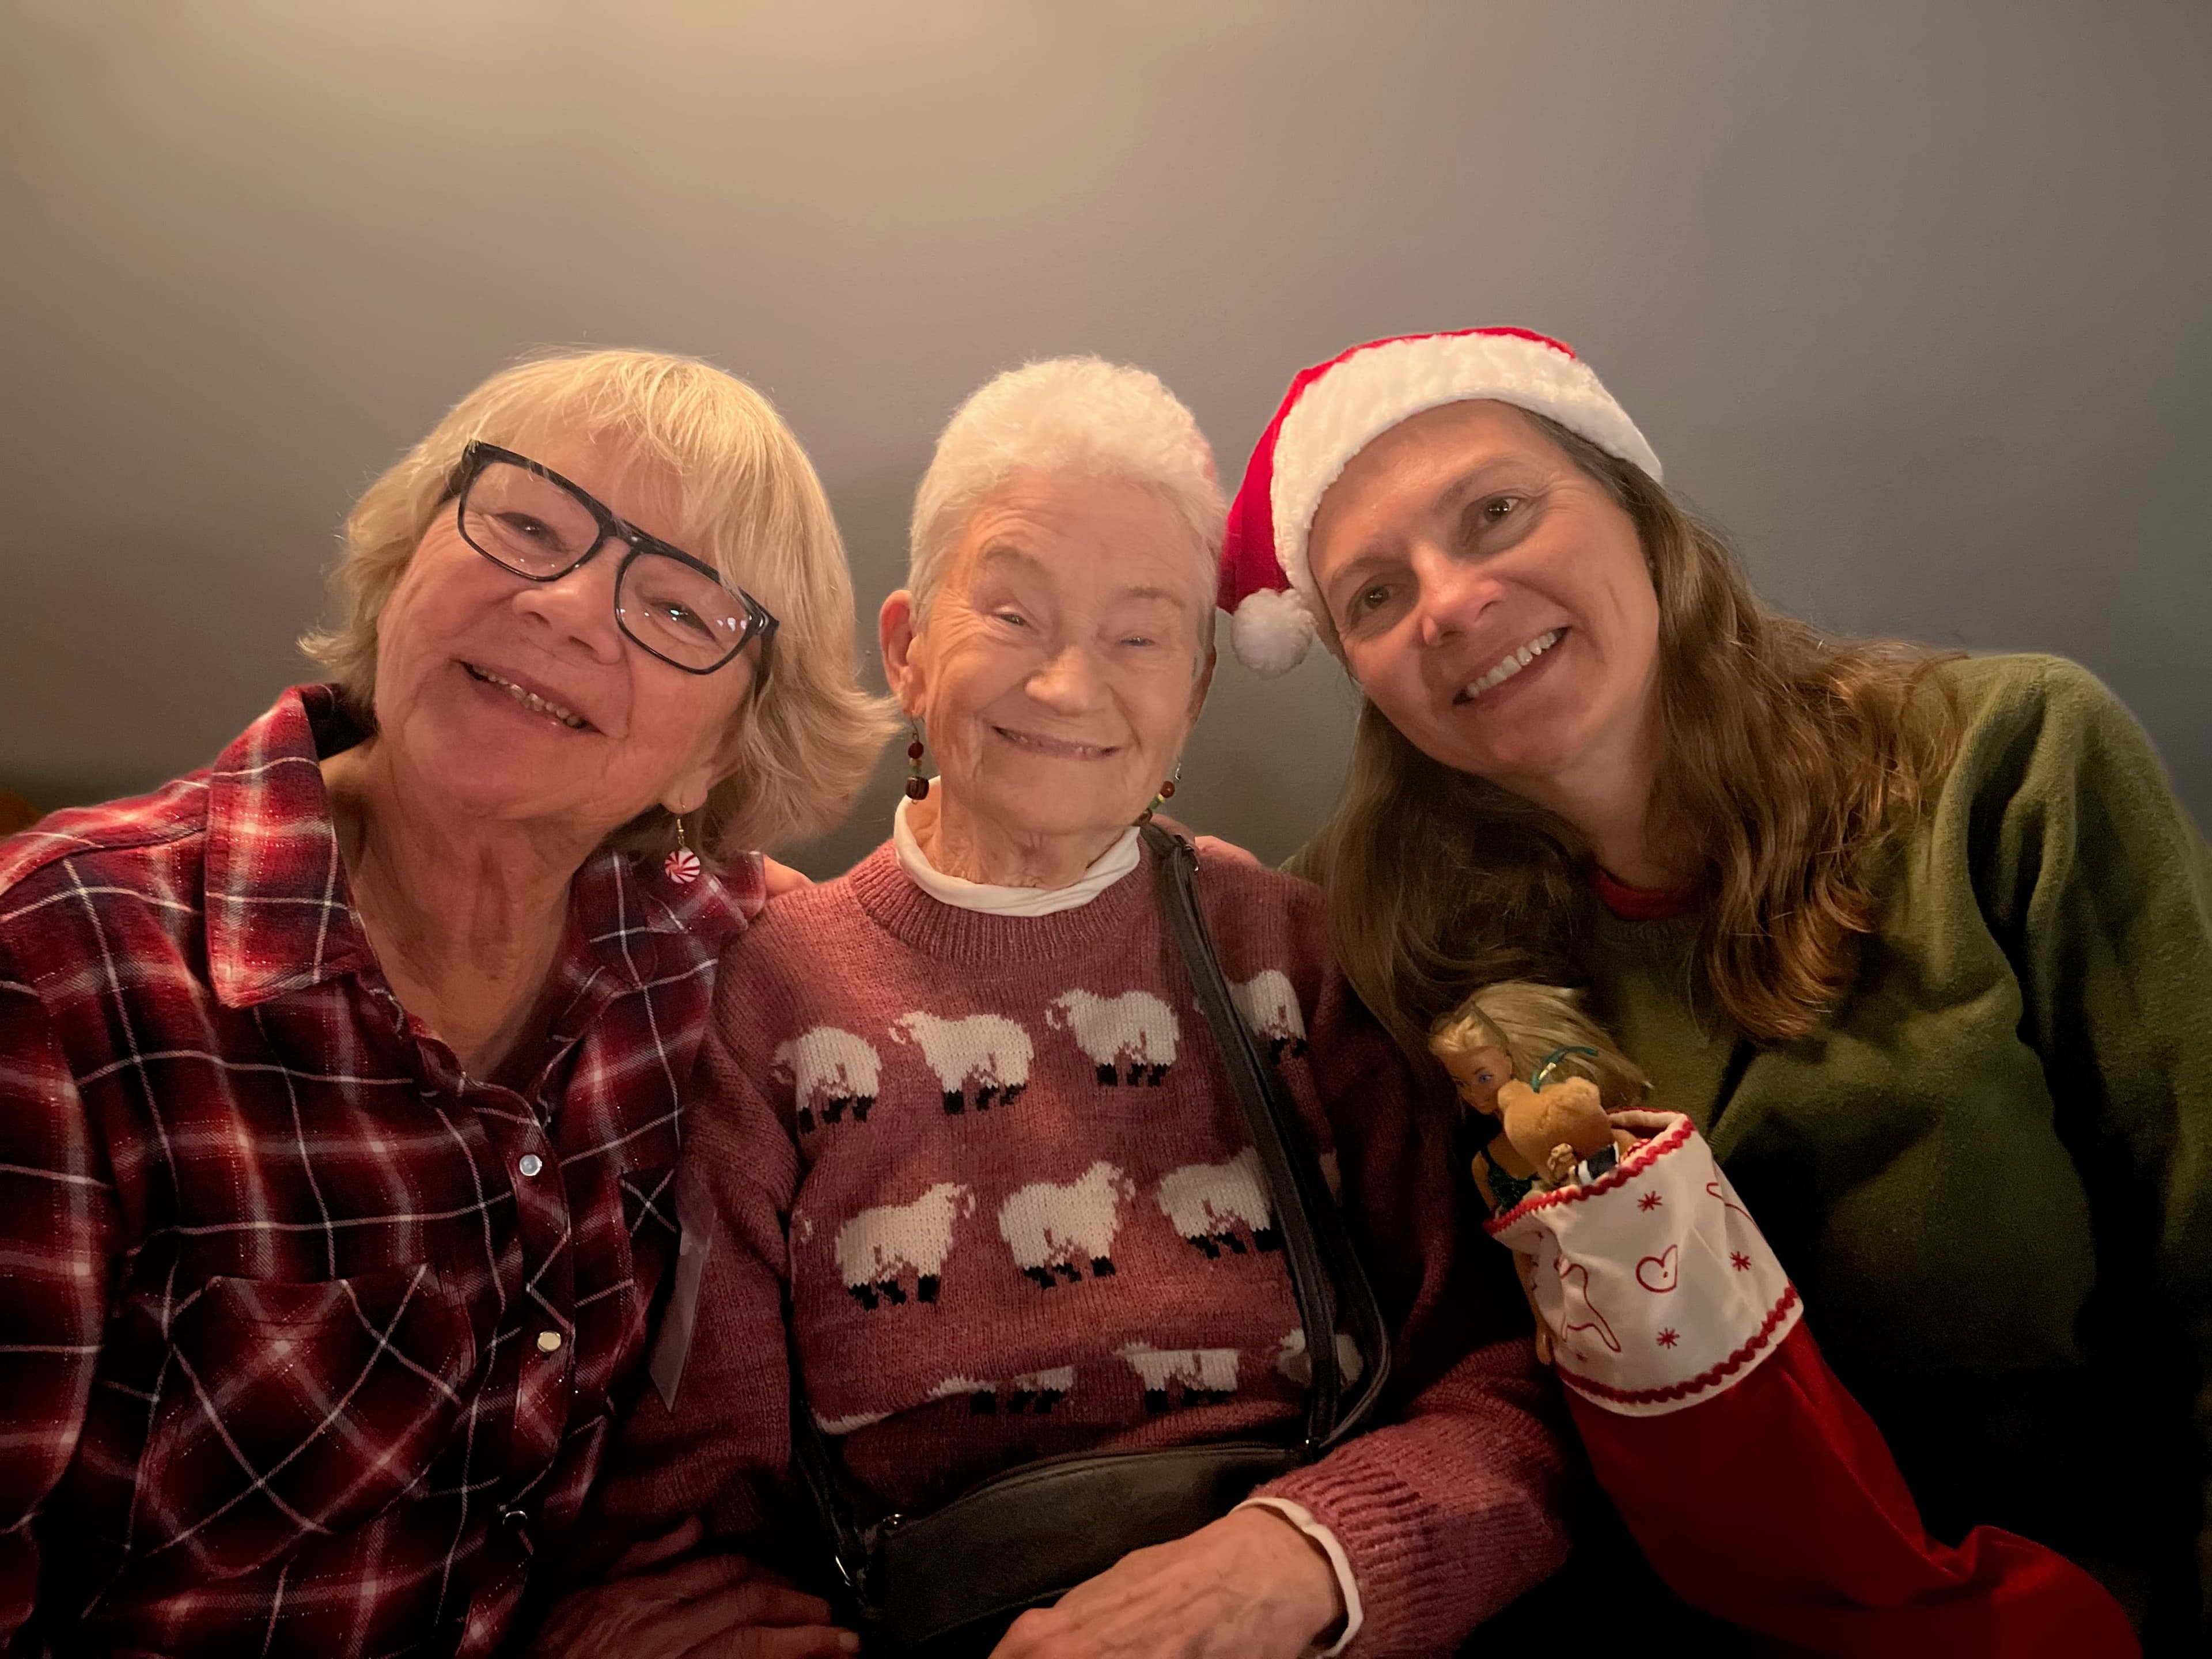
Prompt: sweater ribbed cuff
<box><xmin>1252</xmin><ymin>1412</ymin><xmax>1567</xmax><ymax>1654</ymax></box>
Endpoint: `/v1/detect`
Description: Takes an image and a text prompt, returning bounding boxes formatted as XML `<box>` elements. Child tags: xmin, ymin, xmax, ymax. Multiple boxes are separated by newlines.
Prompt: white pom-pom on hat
<box><xmin>1228</xmin><ymin>586</ymin><xmax>1320</xmax><ymax>680</ymax></box>
<box><xmin>1218</xmin><ymin>327</ymin><xmax>1661</xmax><ymax>675</ymax></box>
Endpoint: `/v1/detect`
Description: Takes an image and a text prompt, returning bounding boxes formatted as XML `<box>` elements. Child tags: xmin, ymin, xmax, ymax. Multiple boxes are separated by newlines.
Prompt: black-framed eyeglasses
<box><xmin>447</xmin><ymin>440</ymin><xmax>779</xmax><ymax>676</ymax></box>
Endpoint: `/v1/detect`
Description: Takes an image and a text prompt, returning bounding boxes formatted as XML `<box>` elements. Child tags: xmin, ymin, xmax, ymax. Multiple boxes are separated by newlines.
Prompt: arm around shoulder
<box><xmin>579</xmin><ymin>982</ymin><xmax>807</xmax><ymax>1564</ymax></box>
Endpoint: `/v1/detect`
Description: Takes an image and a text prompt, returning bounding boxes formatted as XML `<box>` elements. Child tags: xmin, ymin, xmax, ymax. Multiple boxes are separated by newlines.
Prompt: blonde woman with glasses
<box><xmin>0</xmin><ymin>349</ymin><xmax>890</xmax><ymax>1658</ymax></box>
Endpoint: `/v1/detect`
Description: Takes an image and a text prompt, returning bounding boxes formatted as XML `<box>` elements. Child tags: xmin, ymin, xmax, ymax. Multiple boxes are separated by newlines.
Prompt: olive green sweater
<box><xmin>1574</xmin><ymin>654</ymin><xmax>2211</xmax><ymax>1640</ymax></box>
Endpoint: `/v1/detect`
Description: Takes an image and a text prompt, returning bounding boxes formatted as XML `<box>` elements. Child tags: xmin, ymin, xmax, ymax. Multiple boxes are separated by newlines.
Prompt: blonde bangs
<box><xmin>302</xmin><ymin>347</ymin><xmax>895</xmax><ymax>858</ymax></box>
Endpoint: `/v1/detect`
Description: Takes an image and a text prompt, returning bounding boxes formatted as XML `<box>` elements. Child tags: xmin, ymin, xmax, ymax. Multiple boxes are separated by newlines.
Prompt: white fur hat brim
<box><xmin>1268</xmin><ymin>331</ymin><xmax>1662</xmax><ymax>618</ymax></box>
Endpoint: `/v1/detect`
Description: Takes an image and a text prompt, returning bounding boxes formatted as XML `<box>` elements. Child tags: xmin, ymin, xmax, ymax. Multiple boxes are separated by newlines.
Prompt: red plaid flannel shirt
<box><xmin>0</xmin><ymin>686</ymin><xmax>760</xmax><ymax>1658</ymax></box>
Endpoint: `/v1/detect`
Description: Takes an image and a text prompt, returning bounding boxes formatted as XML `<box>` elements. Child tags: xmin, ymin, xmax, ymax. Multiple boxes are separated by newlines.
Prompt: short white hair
<box><xmin>908</xmin><ymin>357</ymin><xmax>1225</xmax><ymax>626</ymax></box>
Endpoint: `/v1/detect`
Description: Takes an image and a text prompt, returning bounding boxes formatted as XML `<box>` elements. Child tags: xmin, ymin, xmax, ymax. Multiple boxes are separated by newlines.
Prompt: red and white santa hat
<box><xmin>1219</xmin><ymin>327</ymin><xmax>1664</xmax><ymax>676</ymax></box>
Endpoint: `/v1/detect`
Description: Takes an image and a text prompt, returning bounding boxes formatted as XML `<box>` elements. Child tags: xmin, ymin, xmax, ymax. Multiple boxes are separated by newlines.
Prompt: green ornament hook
<box><xmin>1532</xmin><ymin>1046</ymin><xmax>1600</xmax><ymax>1090</ymax></box>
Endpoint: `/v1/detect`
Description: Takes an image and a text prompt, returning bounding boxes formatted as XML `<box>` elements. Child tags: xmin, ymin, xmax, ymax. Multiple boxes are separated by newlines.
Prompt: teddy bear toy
<box><xmin>1427</xmin><ymin>980</ymin><xmax>1649</xmax><ymax>1214</ymax></box>
<box><xmin>1494</xmin><ymin>1071</ymin><xmax>1639</xmax><ymax>1188</ymax></box>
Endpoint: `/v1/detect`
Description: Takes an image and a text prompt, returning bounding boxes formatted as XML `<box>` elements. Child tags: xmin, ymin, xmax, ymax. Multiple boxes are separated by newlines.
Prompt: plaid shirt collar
<box><xmin>204</xmin><ymin>684</ymin><xmax>756</xmax><ymax>1010</ymax></box>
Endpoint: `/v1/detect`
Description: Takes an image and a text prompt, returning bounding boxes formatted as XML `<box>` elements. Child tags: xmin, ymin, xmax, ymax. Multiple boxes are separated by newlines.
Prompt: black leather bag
<box><xmin>790</xmin><ymin>827</ymin><xmax>1392</xmax><ymax>1657</ymax></box>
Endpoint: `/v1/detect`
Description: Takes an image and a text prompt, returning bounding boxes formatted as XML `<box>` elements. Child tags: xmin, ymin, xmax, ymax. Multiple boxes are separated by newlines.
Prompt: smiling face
<box><xmin>885</xmin><ymin>471</ymin><xmax>1214</xmax><ymax>855</ymax></box>
<box><xmin>1307</xmin><ymin>400</ymin><xmax>1662</xmax><ymax>807</ymax></box>
<box><xmin>367</xmin><ymin>432</ymin><xmax>755</xmax><ymax>839</ymax></box>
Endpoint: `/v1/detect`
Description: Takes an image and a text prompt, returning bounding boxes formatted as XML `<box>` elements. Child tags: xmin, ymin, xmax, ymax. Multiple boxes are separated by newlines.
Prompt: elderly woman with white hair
<box><xmin>0</xmin><ymin>349</ymin><xmax>891</xmax><ymax>1657</ymax></box>
<box><xmin>584</xmin><ymin>359</ymin><xmax>1570</xmax><ymax>1658</ymax></box>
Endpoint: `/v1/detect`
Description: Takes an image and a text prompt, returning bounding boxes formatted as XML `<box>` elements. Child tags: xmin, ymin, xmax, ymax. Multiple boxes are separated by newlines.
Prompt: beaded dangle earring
<box><xmin>664</xmin><ymin>812</ymin><xmax>702</xmax><ymax>886</ymax></box>
<box><xmin>904</xmin><ymin>722</ymin><xmax>930</xmax><ymax>801</ymax></box>
<box><xmin>1135</xmin><ymin>763</ymin><xmax>1181</xmax><ymax>827</ymax></box>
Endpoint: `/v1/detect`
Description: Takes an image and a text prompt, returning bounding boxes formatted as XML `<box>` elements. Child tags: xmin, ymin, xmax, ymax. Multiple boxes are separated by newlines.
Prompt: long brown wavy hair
<box><xmin>1295</xmin><ymin>413</ymin><xmax>1961</xmax><ymax>1063</ymax></box>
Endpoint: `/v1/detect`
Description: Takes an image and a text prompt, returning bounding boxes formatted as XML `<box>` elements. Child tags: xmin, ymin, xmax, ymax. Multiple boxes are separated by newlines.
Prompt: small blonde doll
<box><xmin>1428</xmin><ymin>982</ymin><xmax>1648</xmax><ymax>1214</ymax></box>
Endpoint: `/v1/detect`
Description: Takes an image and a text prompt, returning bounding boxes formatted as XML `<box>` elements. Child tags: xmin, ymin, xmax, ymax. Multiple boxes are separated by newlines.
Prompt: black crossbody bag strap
<box><xmin>1140</xmin><ymin>824</ymin><xmax>1390</xmax><ymax>1449</ymax></box>
<box><xmin>791</xmin><ymin>1366</ymin><xmax>871</xmax><ymax>1601</ymax></box>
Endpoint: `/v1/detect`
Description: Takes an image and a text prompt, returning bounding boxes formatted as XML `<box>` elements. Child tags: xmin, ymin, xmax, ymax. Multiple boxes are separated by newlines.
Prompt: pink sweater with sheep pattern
<box><xmin>598</xmin><ymin>840</ymin><xmax>1569</xmax><ymax>1654</ymax></box>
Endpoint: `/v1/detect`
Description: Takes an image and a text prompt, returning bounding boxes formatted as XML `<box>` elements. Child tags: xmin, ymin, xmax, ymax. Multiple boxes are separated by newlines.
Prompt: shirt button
<box><xmin>517</xmin><ymin>1153</ymin><xmax>544</xmax><ymax>1178</ymax></box>
<box><xmin>536</xmin><ymin>1330</ymin><xmax>564</xmax><ymax>1354</ymax></box>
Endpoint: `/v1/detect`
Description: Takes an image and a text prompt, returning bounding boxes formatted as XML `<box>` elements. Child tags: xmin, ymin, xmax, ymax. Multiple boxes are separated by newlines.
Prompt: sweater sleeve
<box><xmin>1251</xmin><ymin>963</ymin><xmax>1572</xmax><ymax>1656</ymax></box>
<box><xmin>1972</xmin><ymin>658</ymin><xmax>2212</xmax><ymax>1636</ymax></box>
<box><xmin>578</xmin><ymin>959</ymin><xmax>805</xmax><ymax>1562</ymax></box>
<box><xmin>1569</xmin><ymin>1320</ymin><xmax>2137</xmax><ymax>1657</ymax></box>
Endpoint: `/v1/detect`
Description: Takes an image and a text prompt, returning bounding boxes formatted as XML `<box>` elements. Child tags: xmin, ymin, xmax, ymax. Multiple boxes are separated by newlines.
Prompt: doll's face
<box><xmin>1441</xmin><ymin>1045</ymin><xmax>1515</xmax><ymax>1119</ymax></box>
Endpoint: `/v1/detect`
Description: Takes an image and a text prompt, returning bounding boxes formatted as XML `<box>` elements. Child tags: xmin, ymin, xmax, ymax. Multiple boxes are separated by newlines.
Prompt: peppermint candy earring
<box><xmin>664</xmin><ymin>812</ymin><xmax>702</xmax><ymax>886</ymax></box>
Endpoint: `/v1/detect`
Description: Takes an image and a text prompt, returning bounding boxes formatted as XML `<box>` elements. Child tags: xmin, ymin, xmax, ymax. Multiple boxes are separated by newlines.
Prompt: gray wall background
<box><xmin>3</xmin><ymin>1</ymin><xmax>2206</xmax><ymax>876</ymax></box>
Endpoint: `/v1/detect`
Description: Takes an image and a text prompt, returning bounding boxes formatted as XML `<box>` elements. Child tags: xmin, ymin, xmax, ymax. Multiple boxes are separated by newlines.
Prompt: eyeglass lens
<box><xmin>460</xmin><ymin>457</ymin><xmax>755</xmax><ymax>672</ymax></box>
<box><xmin>618</xmin><ymin>551</ymin><xmax>753</xmax><ymax>671</ymax></box>
<box><xmin>461</xmin><ymin>458</ymin><xmax>603</xmax><ymax>573</ymax></box>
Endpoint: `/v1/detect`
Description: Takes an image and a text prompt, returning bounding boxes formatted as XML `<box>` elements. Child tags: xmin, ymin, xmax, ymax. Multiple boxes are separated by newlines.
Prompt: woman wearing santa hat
<box><xmin>1219</xmin><ymin>328</ymin><xmax>2210</xmax><ymax>1654</ymax></box>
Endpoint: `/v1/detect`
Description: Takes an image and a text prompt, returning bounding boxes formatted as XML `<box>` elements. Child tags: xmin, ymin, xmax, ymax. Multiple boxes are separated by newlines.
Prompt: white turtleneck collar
<box><xmin>891</xmin><ymin>793</ymin><xmax>1141</xmax><ymax>917</ymax></box>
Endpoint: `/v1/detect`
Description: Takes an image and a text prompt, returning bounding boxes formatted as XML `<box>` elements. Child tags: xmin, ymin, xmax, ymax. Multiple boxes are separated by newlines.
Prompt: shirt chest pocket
<box><xmin>129</xmin><ymin>1264</ymin><xmax>478</xmax><ymax>1580</ymax></box>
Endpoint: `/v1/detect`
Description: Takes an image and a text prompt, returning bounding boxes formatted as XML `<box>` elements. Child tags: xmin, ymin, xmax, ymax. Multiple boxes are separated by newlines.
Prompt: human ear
<box><xmin>661</xmin><ymin>740</ymin><xmax>730</xmax><ymax>822</ymax></box>
<box><xmin>662</xmin><ymin>661</ymin><xmax>757</xmax><ymax>817</ymax></box>
<box><xmin>1184</xmin><ymin>643</ymin><xmax>1217</xmax><ymax>728</ymax></box>
<box><xmin>880</xmin><ymin>589</ymin><xmax>924</xmax><ymax>715</ymax></box>
<box><xmin>660</xmin><ymin>768</ymin><xmax>715</xmax><ymax>821</ymax></box>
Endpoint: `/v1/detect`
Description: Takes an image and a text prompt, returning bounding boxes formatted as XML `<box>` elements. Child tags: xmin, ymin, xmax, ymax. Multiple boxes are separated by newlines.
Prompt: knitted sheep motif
<box><xmin>831</xmin><ymin>1181</ymin><xmax>974</xmax><ymax>1310</ymax></box>
<box><xmin>1229</xmin><ymin>969</ymin><xmax>1309</xmax><ymax>1063</ymax></box>
<box><xmin>1047</xmin><ymin>989</ymin><xmax>1181</xmax><ymax>1086</ymax></box>
<box><xmin>1118</xmin><ymin>1343</ymin><xmax>1241</xmax><ymax>1412</ymax></box>
<box><xmin>930</xmin><ymin>1366</ymin><xmax>1077</xmax><ymax>1416</ymax></box>
<box><xmin>997</xmin><ymin>1160</ymin><xmax>1136</xmax><ymax>1289</ymax></box>
<box><xmin>889</xmin><ymin>1012</ymin><xmax>1033</xmax><ymax>1115</ymax></box>
<box><xmin>1156</xmin><ymin>1147</ymin><xmax>1281</xmax><ymax>1259</ymax></box>
<box><xmin>1274</xmin><ymin>1327</ymin><xmax>1366</xmax><ymax>1388</ymax></box>
<box><xmin>812</xmin><ymin>1406</ymin><xmax>890</xmax><ymax>1437</ymax></box>
<box><xmin>772</xmin><ymin>1025</ymin><xmax>882</xmax><ymax>1133</ymax></box>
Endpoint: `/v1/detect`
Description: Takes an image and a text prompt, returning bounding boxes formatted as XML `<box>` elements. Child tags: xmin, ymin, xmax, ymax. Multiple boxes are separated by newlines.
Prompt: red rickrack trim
<box><xmin>1481</xmin><ymin>1113</ymin><xmax>1696</xmax><ymax>1236</ymax></box>
<box><xmin>1555</xmin><ymin>1283</ymin><xmax>1801</xmax><ymax>1408</ymax></box>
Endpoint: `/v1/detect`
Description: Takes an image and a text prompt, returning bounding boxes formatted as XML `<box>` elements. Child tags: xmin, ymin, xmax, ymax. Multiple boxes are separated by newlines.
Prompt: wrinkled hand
<box><xmin>988</xmin><ymin>1508</ymin><xmax>1340</xmax><ymax>1659</ymax></box>
<box><xmin>531</xmin><ymin>1530</ymin><xmax>855</xmax><ymax>1659</ymax></box>
<box><xmin>762</xmin><ymin>857</ymin><xmax>815</xmax><ymax>898</ymax></box>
